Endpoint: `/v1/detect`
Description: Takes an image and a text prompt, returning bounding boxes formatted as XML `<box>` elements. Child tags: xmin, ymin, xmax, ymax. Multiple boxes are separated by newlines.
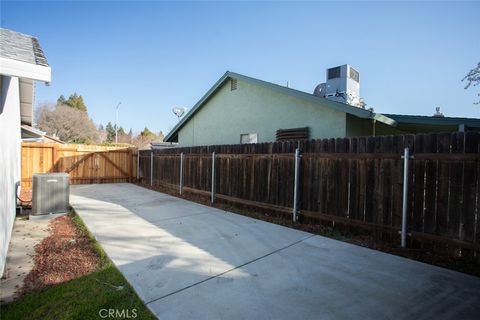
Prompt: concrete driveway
<box><xmin>70</xmin><ymin>183</ymin><xmax>480</xmax><ymax>320</ymax></box>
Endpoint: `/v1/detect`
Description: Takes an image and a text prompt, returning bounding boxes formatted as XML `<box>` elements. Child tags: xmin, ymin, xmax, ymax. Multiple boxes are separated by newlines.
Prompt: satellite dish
<box><xmin>172</xmin><ymin>107</ymin><xmax>186</xmax><ymax>118</ymax></box>
<box><xmin>313</xmin><ymin>83</ymin><xmax>326</xmax><ymax>97</ymax></box>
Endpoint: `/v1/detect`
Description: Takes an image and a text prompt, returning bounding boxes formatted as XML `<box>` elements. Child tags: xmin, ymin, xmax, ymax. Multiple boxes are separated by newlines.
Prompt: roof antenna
<box><xmin>433</xmin><ymin>107</ymin><xmax>444</xmax><ymax>117</ymax></box>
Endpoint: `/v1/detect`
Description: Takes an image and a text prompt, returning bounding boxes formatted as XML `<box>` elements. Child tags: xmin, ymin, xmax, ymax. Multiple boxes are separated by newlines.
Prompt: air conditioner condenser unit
<box><xmin>31</xmin><ymin>173</ymin><xmax>70</xmax><ymax>216</ymax></box>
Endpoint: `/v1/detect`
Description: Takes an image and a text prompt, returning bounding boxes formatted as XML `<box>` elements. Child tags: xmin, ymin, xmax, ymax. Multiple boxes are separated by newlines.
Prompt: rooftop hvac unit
<box><xmin>32</xmin><ymin>173</ymin><xmax>70</xmax><ymax>216</ymax></box>
<box><xmin>324</xmin><ymin>64</ymin><xmax>361</xmax><ymax>107</ymax></box>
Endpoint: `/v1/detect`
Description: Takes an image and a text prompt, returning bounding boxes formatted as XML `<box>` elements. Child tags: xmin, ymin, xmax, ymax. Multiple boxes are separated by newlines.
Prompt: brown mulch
<box><xmin>22</xmin><ymin>215</ymin><xmax>100</xmax><ymax>294</ymax></box>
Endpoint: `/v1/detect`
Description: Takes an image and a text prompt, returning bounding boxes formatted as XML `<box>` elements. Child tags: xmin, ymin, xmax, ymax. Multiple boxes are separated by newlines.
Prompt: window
<box><xmin>240</xmin><ymin>133</ymin><xmax>258</xmax><ymax>144</ymax></box>
<box><xmin>230</xmin><ymin>78</ymin><xmax>238</xmax><ymax>91</ymax></box>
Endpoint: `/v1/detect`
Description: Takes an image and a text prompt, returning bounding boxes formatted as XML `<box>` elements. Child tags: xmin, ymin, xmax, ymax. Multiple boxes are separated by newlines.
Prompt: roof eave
<box><xmin>0</xmin><ymin>57</ymin><xmax>51</xmax><ymax>82</ymax></box>
<box><xmin>21</xmin><ymin>124</ymin><xmax>46</xmax><ymax>137</ymax></box>
<box><xmin>385</xmin><ymin>114</ymin><xmax>480</xmax><ymax>128</ymax></box>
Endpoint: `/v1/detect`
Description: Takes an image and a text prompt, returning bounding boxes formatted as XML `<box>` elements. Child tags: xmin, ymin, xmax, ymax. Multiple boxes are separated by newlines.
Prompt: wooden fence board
<box><xmin>435</xmin><ymin>133</ymin><xmax>451</xmax><ymax>237</ymax></box>
<box><xmin>381</xmin><ymin>159</ymin><xmax>392</xmax><ymax>227</ymax></box>
<box><xmin>364</xmin><ymin>158</ymin><xmax>375</xmax><ymax>223</ymax></box>
<box><xmin>348</xmin><ymin>159</ymin><xmax>358</xmax><ymax>220</ymax></box>
<box><xmin>423</xmin><ymin>133</ymin><xmax>438</xmax><ymax>234</ymax></box>
<box><xmin>412</xmin><ymin>134</ymin><xmax>427</xmax><ymax>233</ymax></box>
<box><xmin>318</xmin><ymin>159</ymin><xmax>328</xmax><ymax>214</ymax></box>
<box><xmin>391</xmin><ymin>157</ymin><xmax>403</xmax><ymax>228</ymax></box>
<box><xmin>358</xmin><ymin>159</ymin><xmax>367</xmax><ymax>222</ymax></box>
<box><xmin>463</xmin><ymin>160</ymin><xmax>477</xmax><ymax>242</ymax></box>
<box><xmin>448</xmin><ymin>134</ymin><xmax>464</xmax><ymax>239</ymax></box>
<box><xmin>476</xmin><ymin>160</ymin><xmax>480</xmax><ymax>250</ymax></box>
<box><xmin>338</xmin><ymin>159</ymin><xmax>349</xmax><ymax>218</ymax></box>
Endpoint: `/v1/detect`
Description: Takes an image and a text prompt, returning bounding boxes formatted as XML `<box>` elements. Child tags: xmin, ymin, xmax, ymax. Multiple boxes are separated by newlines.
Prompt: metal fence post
<box><xmin>293</xmin><ymin>148</ymin><xmax>301</xmax><ymax>222</ymax></box>
<box><xmin>211</xmin><ymin>151</ymin><xmax>216</xmax><ymax>204</ymax></box>
<box><xmin>180</xmin><ymin>152</ymin><xmax>184</xmax><ymax>195</ymax></box>
<box><xmin>401</xmin><ymin>147</ymin><xmax>411</xmax><ymax>248</ymax></box>
<box><xmin>150</xmin><ymin>151</ymin><xmax>153</xmax><ymax>186</ymax></box>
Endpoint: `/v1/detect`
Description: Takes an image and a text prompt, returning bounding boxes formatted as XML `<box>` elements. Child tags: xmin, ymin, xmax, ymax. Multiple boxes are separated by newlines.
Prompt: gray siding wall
<box><xmin>0</xmin><ymin>76</ymin><xmax>21</xmax><ymax>276</ymax></box>
<box><xmin>178</xmin><ymin>79</ymin><xmax>347</xmax><ymax>146</ymax></box>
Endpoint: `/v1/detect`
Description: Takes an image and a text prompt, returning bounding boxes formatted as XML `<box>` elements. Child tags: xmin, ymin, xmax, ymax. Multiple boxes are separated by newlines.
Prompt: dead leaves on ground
<box><xmin>22</xmin><ymin>216</ymin><xmax>100</xmax><ymax>294</ymax></box>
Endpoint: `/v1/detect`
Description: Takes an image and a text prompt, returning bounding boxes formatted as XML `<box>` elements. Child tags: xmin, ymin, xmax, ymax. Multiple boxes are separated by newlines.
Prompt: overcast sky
<box><xmin>2</xmin><ymin>1</ymin><xmax>479</xmax><ymax>134</ymax></box>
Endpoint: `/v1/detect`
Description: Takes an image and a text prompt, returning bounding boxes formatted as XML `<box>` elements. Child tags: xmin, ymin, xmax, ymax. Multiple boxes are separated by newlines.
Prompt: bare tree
<box><xmin>131</xmin><ymin>134</ymin><xmax>153</xmax><ymax>149</ymax></box>
<box><xmin>36</xmin><ymin>103</ymin><xmax>99</xmax><ymax>143</ymax></box>
<box><xmin>97</xmin><ymin>127</ymin><xmax>107</xmax><ymax>143</ymax></box>
<box><xmin>462</xmin><ymin>62</ymin><xmax>480</xmax><ymax>104</ymax></box>
<box><xmin>117</xmin><ymin>132</ymin><xmax>132</xmax><ymax>144</ymax></box>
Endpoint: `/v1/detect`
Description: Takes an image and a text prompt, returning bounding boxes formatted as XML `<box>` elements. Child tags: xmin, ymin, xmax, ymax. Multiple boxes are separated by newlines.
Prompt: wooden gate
<box><xmin>21</xmin><ymin>142</ymin><xmax>138</xmax><ymax>188</ymax></box>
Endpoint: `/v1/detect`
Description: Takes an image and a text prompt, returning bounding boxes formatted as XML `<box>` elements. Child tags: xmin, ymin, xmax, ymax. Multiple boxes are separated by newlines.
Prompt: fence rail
<box><xmin>140</xmin><ymin>132</ymin><xmax>480</xmax><ymax>259</ymax></box>
<box><xmin>22</xmin><ymin>142</ymin><xmax>138</xmax><ymax>188</ymax></box>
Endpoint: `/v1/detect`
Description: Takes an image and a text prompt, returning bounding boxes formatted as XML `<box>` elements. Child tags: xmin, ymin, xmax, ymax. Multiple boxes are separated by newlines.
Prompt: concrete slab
<box><xmin>70</xmin><ymin>183</ymin><xmax>480</xmax><ymax>320</ymax></box>
<box><xmin>71</xmin><ymin>183</ymin><xmax>211</xmax><ymax>222</ymax></box>
<box><xmin>149</xmin><ymin>235</ymin><xmax>480</xmax><ymax>320</ymax></box>
<box><xmin>0</xmin><ymin>218</ymin><xmax>50</xmax><ymax>304</ymax></box>
<box><xmin>71</xmin><ymin>184</ymin><xmax>311</xmax><ymax>303</ymax></box>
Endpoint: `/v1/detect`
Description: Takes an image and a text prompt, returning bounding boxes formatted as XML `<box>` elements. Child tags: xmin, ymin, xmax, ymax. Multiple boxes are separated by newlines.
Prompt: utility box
<box><xmin>32</xmin><ymin>173</ymin><xmax>70</xmax><ymax>216</ymax></box>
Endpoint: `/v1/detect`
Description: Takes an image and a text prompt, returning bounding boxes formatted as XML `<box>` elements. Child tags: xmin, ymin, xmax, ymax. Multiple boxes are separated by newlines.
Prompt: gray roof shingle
<box><xmin>0</xmin><ymin>28</ymin><xmax>49</xmax><ymax>67</ymax></box>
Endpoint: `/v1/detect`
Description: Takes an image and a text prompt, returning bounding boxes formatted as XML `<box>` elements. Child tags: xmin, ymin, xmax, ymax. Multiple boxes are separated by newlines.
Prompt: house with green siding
<box><xmin>165</xmin><ymin>71</ymin><xmax>480</xmax><ymax>146</ymax></box>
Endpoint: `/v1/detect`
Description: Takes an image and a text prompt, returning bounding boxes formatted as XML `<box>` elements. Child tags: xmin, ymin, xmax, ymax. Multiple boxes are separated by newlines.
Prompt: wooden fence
<box><xmin>21</xmin><ymin>142</ymin><xmax>138</xmax><ymax>188</ymax></box>
<box><xmin>139</xmin><ymin>132</ymin><xmax>480</xmax><ymax>259</ymax></box>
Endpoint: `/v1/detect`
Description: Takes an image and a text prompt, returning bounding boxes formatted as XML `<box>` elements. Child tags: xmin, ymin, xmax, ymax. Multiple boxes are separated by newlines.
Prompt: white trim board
<box><xmin>0</xmin><ymin>57</ymin><xmax>51</xmax><ymax>82</ymax></box>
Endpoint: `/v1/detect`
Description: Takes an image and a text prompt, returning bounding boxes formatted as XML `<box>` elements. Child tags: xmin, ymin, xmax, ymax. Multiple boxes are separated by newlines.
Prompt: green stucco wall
<box><xmin>345</xmin><ymin>115</ymin><xmax>373</xmax><ymax>137</ymax></box>
<box><xmin>178</xmin><ymin>79</ymin><xmax>347</xmax><ymax>146</ymax></box>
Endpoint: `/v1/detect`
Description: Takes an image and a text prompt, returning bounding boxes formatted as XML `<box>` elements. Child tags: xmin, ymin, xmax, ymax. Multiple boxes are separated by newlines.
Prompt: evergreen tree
<box><xmin>56</xmin><ymin>93</ymin><xmax>88</xmax><ymax>111</ymax></box>
<box><xmin>105</xmin><ymin>122</ymin><xmax>115</xmax><ymax>142</ymax></box>
<box><xmin>57</xmin><ymin>95</ymin><xmax>66</xmax><ymax>105</ymax></box>
<box><xmin>141</xmin><ymin>127</ymin><xmax>154</xmax><ymax>137</ymax></box>
<box><xmin>61</xmin><ymin>93</ymin><xmax>88</xmax><ymax>111</ymax></box>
